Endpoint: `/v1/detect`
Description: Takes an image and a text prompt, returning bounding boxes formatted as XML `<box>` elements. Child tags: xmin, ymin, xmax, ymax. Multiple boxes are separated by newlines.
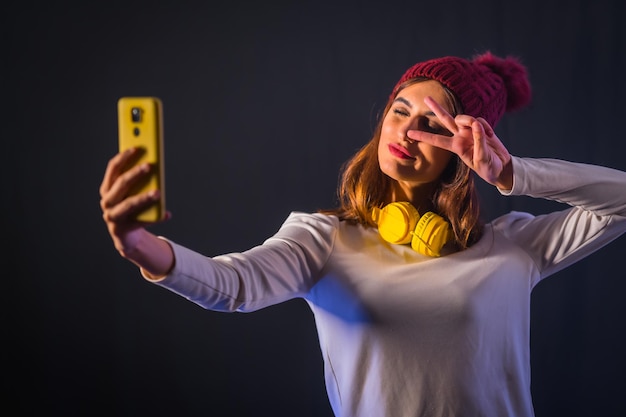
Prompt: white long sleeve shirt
<box><xmin>148</xmin><ymin>156</ymin><xmax>626</xmax><ymax>417</ymax></box>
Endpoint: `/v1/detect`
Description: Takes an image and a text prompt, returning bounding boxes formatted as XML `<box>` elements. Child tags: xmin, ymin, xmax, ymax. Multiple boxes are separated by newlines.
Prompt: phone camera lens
<box><xmin>133</xmin><ymin>127</ymin><xmax>140</xmax><ymax>136</ymax></box>
<box><xmin>131</xmin><ymin>107</ymin><xmax>142</xmax><ymax>123</ymax></box>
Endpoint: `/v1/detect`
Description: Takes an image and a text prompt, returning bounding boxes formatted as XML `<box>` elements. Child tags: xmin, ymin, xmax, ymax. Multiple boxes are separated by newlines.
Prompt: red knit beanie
<box><xmin>391</xmin><ymin>51</ymin><xmax>531</xmax><ymax>127</ymax></box>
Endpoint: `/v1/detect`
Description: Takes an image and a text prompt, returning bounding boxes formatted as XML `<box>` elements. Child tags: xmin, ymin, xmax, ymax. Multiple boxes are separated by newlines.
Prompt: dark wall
<box><xmin>5</xmin><ymin>0</ymin><xmax>625</xmax><ymax>416</ymax></box>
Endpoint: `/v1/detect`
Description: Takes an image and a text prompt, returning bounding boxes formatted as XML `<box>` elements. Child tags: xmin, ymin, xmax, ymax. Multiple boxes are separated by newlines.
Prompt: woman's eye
<box><xmin>427</xmin><ymin>124</ymin><xmax>442</xmax><ymax>132</ymax></box>
<box><xmin>428</xmin><ymin>124</ymin><xmax>452</xmax><ymax>136</ymax></box>
<box><xmin>393</xmin><ymin>108</ymin><xmax>409</xmax><ymax>117</ymax></box>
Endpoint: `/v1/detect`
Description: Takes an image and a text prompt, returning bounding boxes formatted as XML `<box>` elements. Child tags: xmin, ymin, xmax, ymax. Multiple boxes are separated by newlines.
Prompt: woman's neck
<box><xmin>389</xmin><ymin>181</ymin><xmax>438</xmax><ymax>213</ymax></box>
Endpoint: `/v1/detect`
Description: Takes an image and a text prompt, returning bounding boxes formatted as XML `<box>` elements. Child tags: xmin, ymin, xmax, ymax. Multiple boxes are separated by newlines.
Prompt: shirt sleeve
<box><xmin>493</xmin><ymin>156</ymin><xmax>626</xmax><ymax>282</ymax></box>
<box><xmin>145</xmin><ymin>212</ymin><xmax>338</xmax><ymax>312</ymax></box>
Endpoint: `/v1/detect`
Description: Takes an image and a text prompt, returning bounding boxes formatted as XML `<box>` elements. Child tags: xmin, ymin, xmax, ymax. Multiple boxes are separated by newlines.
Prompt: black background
<box><xmin>5</xmin><ymin>0</ymin><xmax>626</xmax><ymax>416</ymax></box>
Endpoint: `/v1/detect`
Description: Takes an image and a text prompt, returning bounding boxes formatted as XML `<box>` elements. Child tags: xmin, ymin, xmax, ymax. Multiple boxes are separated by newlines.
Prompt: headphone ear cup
<box><xmin>372</xmin><ymin>202</ymin><xmax>420</xmax><ymax>245</ymax></box>
<box><xmin>411</xmin><ymin>211</ymin><xmax>452</xmax><ymax>257</ymax></box>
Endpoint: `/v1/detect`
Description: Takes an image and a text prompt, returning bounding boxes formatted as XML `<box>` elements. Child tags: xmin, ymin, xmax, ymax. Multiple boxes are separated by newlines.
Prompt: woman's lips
<box><xmin>388</xmin><ymin>144</ymin><xmax>415</xmax><ymax>160</ymax></box>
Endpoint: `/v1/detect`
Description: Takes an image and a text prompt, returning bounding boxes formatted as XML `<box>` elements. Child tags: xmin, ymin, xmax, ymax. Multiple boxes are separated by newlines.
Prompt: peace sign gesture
<box><xmin>407</xmin><ymin>96</ymin><xmax>514</xmax><ymax>190</ymax></box>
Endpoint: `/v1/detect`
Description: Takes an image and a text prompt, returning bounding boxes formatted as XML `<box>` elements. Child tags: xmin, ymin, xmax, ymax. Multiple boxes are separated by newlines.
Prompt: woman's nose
<box><xmin>402</xmin><ymin>118</ymin><xmax>420</xmax><ymax>141</ymax></box>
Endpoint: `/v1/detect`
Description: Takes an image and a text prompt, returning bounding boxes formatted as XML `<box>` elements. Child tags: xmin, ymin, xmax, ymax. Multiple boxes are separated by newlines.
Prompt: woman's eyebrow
<box><xmin>394</xmin><ymin>97</ymin><xmax>437</xmax><ymax>117</ymax></box>
<box><xmin>393</xmin><ymin>97</ymin><xmax>412</xmax><ymax>107</ymax></box>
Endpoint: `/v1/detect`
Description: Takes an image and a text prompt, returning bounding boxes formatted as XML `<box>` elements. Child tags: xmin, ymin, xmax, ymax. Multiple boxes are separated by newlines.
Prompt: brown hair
<box><xmin>320</xmin><ymin>78</ymin><xmax>484</xmax><ymax>250</ymax></box>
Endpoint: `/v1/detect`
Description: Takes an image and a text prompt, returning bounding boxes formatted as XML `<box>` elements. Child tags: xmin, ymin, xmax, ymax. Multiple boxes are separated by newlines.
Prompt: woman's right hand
<box><xmin>99</xmin><ymin>147</ymin><xmax>174</xmax><ymax>277</ymax></box>
<box><xmin>407</xmin><ymin>96</ymin><xmax>514</xmax><ymax>190</ymax></box>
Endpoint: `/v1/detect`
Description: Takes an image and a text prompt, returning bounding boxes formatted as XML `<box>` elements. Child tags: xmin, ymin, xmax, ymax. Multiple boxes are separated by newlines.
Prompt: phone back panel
<box><xmin>117</xmin><ymin>97</ymin><xmax>165</xmax><ymax>222</ymax></box>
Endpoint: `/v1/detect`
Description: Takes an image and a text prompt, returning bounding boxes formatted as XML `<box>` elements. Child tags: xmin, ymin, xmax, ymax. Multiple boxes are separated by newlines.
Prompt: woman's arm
<box><xmin>494</xmin><ymin>156</ymin><xmax>626</xmax><ymax>282</ymax></box>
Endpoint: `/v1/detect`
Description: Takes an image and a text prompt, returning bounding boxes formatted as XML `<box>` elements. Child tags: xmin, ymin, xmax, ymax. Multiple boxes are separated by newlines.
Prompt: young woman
<box><xmin>100</xmin><ymin>51</ymin><xmax>626</xmax><ymax>416</ymax></box>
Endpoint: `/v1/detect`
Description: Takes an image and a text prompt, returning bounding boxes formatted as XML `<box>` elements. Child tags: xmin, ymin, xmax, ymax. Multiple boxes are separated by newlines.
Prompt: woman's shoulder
<box><xmin>285</xmin><ymin>210</ymin><xmax>340</xmax><ymax>223</ymax></box>
<box><xmin>270</xmin><ymin>211</ymin><xmax>342</xmax><ymax>241</ymax></box>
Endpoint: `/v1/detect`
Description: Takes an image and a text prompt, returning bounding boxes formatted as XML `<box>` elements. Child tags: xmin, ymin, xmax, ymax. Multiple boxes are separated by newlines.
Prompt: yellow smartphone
<box><xmin>117</xmin><ymin>96</ymin><xmax>165</xmax><ymax>222</ymax></box>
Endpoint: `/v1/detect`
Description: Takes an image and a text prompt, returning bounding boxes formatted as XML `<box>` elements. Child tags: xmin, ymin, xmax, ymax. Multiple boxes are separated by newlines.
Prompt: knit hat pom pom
<box><xmin>473</xmin><ymin>51</ymin><xmax>531</xmax><ymax>111</ymax></box>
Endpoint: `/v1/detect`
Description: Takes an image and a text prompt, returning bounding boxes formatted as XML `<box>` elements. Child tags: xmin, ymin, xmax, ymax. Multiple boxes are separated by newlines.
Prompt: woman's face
<box><xmin>378</xmin><ymin>80</ymin><xmax>454</xmax><ymax>190</ymax></box>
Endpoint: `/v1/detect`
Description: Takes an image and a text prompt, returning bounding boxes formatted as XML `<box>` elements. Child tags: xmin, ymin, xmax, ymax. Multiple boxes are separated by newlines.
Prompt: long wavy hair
<box><xmin>320</xmin><ymin>77</ymin><xmax>484</xmax><ymax>250</ymax></box>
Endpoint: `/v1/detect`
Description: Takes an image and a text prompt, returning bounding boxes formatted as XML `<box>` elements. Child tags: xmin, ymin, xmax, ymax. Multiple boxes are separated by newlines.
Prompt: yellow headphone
<box><xmin>371</xmin><ymin>202</ymin><xmax>453</xmax><ymax>257</ymax></box>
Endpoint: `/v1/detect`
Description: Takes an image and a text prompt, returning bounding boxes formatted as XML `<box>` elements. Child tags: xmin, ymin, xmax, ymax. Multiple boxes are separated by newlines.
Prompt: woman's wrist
<box><xmin>495</xmin><ymin>158</ymin><xmax>514</xmax><ymax>191</ymax></box>
<box><xmin>123</xmin><ymin>230</ymin><xmax>175</xmax><ymax>278</ymax></box>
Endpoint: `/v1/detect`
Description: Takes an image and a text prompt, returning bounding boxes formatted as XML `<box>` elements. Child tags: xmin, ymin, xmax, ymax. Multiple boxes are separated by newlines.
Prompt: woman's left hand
<box><xmin>407</xmin><ymin>96</ymin><xmax>513</xmax><ymax>190</ymax></box>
